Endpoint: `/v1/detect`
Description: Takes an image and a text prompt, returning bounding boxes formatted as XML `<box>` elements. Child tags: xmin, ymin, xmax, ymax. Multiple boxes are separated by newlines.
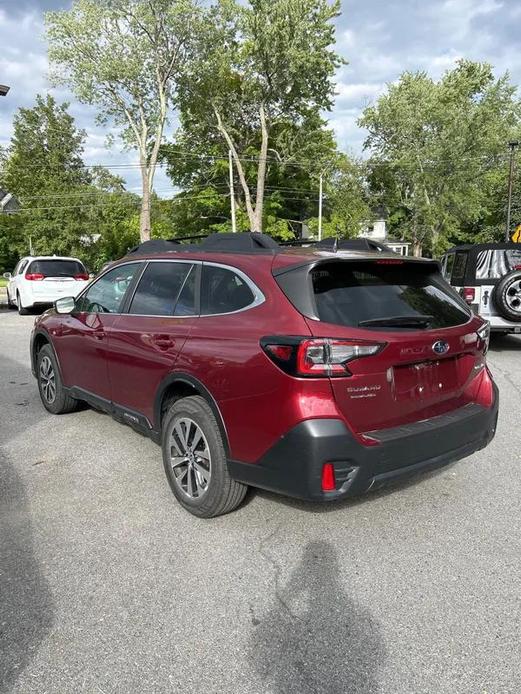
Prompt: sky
<box><xmin>1</xmin><ymin>0</ymin><xmax>521</xmax><ymax>196</ymax></box>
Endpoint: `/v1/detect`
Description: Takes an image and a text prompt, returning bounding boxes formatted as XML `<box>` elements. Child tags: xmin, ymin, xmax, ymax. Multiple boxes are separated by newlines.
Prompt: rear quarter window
<box><xmin>308</xmin><ymin>261</ymin><xmax>470</xmax><ymax>329</ymax></box>
<box><xmin>201</xmin><ymin>265</ymin><xmax>256</xmax><ymax>315</ymax></box>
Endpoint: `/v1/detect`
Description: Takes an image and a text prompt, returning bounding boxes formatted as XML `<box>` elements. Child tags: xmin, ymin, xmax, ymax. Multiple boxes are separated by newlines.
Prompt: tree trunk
<box><xmin>252</xmin><ymin>103</ymin><xmax>269</xmax><ymax>233</ymax></box>
<box><xmin>140</xmin><ymin>165</ymin><xmax>151</xmax><ymax>242</ymax></box>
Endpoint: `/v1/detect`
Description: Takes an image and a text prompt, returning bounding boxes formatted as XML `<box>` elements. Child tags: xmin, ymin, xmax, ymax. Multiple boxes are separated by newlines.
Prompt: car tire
<box><xmin>6</xmin><ymin>289</ymin><xmax>16</xmax><ymax>310</ymax></box>
<box><xmin>16</xmin><ymin>292</ymin><xmax>30</xmax><ymax>315</ymax></box>
<box><xmin>37</xmin><ymin>344</ymin><xmax>80</xmax><ymax>414</ymax></box>
<box><xmin>161</xmin><ymin>395</ymin><xmax>247</xmax><ymax>518</ymax></box>
<box><xmin>493</xmin><ymin>270</ymin><xmax>521</xmax><ymax>323</ymax></box>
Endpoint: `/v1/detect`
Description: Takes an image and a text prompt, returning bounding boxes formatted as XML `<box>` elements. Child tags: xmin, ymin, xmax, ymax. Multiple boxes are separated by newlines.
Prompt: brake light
<box><xmin>463</xmin><ymin>287</ymin><xmax>475</xmax><ymax>304</ymax></box>
<box><xmin>25</xmin><ymin>273</ymin><xmax>45</xmax><ymax>281</ymax></box>
<box><xmin>321</xmin><ymin>463</ymin><xmax>336</xmax><ymax>491</ymax></box>
<box><xmin>74</xmin><ymin>273</ymin><xmax>89</xmax><ymax>281</ymax></box>
<box><xmin>261</xmin><ymin>337</ymin><xmax>384</xmax><ymax>377</ymax></box>
<box><xmin>376</xmin><ymin>259</ymin><xmax>404</xmax><ymax>265</ymax></box>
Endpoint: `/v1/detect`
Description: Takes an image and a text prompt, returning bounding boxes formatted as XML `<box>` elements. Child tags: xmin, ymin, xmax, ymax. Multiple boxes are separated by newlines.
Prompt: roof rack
<box><xmin>128</xmin><ymin>231</ymin><xmax>280</xmax><ymax>256</ymax></box>
<box><xmin>127</xmin><ymin>231</ymin><xmax>396</xmax><ymax>256</ymax></box>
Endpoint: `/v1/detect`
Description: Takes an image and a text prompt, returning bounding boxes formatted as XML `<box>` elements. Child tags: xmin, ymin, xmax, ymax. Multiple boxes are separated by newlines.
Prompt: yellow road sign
<box><xmin>512</xmin><ymin>224</ymin><xmax>521</xmax><ymax>243</ymax></box>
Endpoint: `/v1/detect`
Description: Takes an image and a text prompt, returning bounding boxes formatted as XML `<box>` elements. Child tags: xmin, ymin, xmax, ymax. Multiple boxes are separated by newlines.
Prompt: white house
<box><xmin>361</xmin><ymin>212</ymin><xmax>411</xmax><ymax>256</ymax></box>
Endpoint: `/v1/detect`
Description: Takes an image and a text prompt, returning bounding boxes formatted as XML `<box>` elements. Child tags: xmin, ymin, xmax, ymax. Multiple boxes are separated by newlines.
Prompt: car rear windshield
<box><xmin>309</xmin><ymin>261</ymin><xmax>470</xmax><ymax>329</ymax></box>
<box><xmin>476</xmin><ymin>249</ymin><xmax>521</xmax><ymax>279</ymax></box>
<box><xmin>27</xmin><ymin>259</ymin><xmax>86</xmax><ymax>277</ymax></box>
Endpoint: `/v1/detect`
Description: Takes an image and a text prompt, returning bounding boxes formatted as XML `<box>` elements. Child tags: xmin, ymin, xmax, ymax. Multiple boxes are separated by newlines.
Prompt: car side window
<box><xmin>75</xmin><ymin>264</ymin><xmax>141</xmax><ymax>314</ymax></box>
<box><xmin>201</xmin><ymin>265</ymin><xmax>255</xmax><ymax>315</ymax></box>
<box><xmin>451</xmin><ymin>252</ymin><xmax>468</xmax><ymax>285</ymax></box>
<box><xmin>129</xmin><ymin>262</ymin><xmax>195</xmax><ymax>316</ymax></box>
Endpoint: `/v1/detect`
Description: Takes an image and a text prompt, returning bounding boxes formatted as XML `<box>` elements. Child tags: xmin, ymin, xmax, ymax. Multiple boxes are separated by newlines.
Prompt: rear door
<box><xmin>298</xmin><ymin>259</ymin><xmax>481</xmax><ymax>433</ymax></box>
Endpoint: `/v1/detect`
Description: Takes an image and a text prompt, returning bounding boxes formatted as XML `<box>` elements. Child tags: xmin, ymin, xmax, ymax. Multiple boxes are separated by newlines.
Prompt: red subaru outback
<box><xmin>31</xmin><ymin>233</ymin><xmax>498</xmax><ymax>517</ymax></box>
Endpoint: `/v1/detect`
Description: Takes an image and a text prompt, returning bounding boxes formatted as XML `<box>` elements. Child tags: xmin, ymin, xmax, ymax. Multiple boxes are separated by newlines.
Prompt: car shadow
<box><xmin>0</xmin><ymin>354</ymin><xmax>55</xmax><ymax>693</ymax></box>
<box><xmin>0</xmin><ymin>453</ymin><xmax>55</xmax><ymax>693</ymax></box>
<box><xmin>489</xmin><ymin>333</ymin><xmax>521</xmax><ymax>352</ymax></box>
<box><xmin>249</xmin><ymin>540</ymin><xmax>385</xmax><ymax>694</ymax></box>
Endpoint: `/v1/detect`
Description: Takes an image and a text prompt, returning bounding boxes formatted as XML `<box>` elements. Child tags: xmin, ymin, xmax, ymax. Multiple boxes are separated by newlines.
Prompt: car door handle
<box><xmin>93</xmin><ymin>330</ymin><xmax>105</xmax><ymax>341</ymax></box>
<box><xmin>153</xmin><ymin>336</ymin><xmax>175</xmax><ymax>350</ymax></box>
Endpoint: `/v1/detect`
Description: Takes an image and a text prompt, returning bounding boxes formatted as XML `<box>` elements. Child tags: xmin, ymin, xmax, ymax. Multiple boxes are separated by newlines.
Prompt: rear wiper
<box><xmin>358</xmin><ymin>315</ymin><xmax>433</xmax><ymax>328</ymax></box>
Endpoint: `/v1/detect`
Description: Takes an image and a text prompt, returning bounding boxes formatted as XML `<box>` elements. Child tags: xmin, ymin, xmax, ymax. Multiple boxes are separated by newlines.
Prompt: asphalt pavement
<box><xmin>1</xmin><ymin>309</ymin><xmax>520</xmax><ymax>694</ymax></box>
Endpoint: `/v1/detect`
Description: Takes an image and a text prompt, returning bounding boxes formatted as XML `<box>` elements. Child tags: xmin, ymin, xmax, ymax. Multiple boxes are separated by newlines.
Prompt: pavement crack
<box><xmin>257</xmin><ymin>522</ymin><xmax>300</xmax><ymax>621</ymax></box>
<box><xmin>489</xmin><ymin>359</ymin><xmax>521</xmax><ymax>397</ymax></box>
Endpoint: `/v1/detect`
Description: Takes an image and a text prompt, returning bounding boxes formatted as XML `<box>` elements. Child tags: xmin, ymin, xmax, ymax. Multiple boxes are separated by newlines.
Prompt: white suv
<box><xmin>3</xmin><ymin>256</ymin><xmax>90</xmax><ymax>314</ymax></box>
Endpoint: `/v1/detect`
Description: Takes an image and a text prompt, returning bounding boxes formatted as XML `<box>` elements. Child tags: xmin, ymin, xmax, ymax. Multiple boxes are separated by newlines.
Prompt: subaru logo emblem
<box><xmin>432</xmin><ymin>340</ymin><xmax>449</xmax><ymax>355</ymax></box>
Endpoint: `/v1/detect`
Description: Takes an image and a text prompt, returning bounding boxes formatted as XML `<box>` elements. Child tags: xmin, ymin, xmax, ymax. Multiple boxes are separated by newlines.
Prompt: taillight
<box><xmin>261</xmin><ymin>337</ymin><xmax>384</xmax><ymax>377</ymax></box>
<box><xmin>74</xmin><ymin>273</ymin><xmax>89</xmax><ymax>281</ymax></box>
<box><xmin>25</xmin><ymin>273</ymin><xmax>45</xmax><ymax>281</ymax></box>
<box><xmin>462</xmin><ymin>287</ymin><xmax>475</xmax><ymax>304</ymax></box>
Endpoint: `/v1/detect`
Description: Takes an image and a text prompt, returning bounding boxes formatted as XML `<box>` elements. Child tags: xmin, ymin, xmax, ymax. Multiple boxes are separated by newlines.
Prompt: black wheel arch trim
<box><xmin>31</xmin><ymin>329</ymin><xmax>63</xmax><ymax>380</ymax></box>
<box><xmin>154</xmin><ymin>372</ymin><xmax>230</xmax><ymax>456</ymax></box>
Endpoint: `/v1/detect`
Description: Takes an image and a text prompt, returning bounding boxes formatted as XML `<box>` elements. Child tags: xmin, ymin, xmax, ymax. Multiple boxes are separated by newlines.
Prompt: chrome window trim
<box><xmin>73</xmin><ymin>257</ymin><xmax>265</xmax><ymax>318</ymax></box>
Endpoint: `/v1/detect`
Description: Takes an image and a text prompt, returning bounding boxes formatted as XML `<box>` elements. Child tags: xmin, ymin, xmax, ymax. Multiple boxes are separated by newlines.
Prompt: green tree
<box><xmin>0</xmin><ymin>94</ymin><xmax>93</xmax><ymax>259</ymax></box>
<box><xmin>306</xmin><ymin>156</ymin><xmax>371</xmax><ymax>238</ymax></box>
<box><xmin>0</xmin><ymin>95</ymin><xmax>141</xmax><ymax>271</ymax></box>
<box><xmin>162</xmin><ymin>113</ymin><xmax>342</xmax><ymax>239</ymax></box>
<box><xmin>360</xmin><ymin>60</ymin><xmax>521</xmax><ymax>255</ymax></box>
<box><xmin>46</xmin><ymin>0</ymin><xmax>199</xmax><ymax>242</ymax></box>
<box><xmin>178</xmin><ymin>0</ymin><xmax>343</xmax><ymax>232</ymax></box>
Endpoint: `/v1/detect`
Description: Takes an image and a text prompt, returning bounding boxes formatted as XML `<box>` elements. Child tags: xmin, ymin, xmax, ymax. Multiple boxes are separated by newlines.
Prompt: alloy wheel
<box><xmin>169</xmin><ymin>417</ymin><xmax>211</xmax><ymax>499</ymax></box>
<box><xmin>39</xmin><ymin>356</ymin><xmax>57</xmax><ymax>403</ymax></box>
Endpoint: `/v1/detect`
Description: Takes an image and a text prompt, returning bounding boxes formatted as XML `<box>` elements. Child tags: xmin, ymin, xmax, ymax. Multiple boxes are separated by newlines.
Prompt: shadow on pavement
<box><xmin>0</xmin><ymin>453</ymin><xmax>54</xmax><ymax>694</ymax></box>
<box><xmin>0</xmin><ymin>352</ymin><xmax>54</xmax><ymax>693</ymax></box>
<box><xmin>250</xmin><ymin>541</ymin><xmax>384</xmax><ymax>694</ymax></box>
<box><xmin>489</xmin><ymin>333</ymin><xmax>521</xmax><ymax>352</ymax></box>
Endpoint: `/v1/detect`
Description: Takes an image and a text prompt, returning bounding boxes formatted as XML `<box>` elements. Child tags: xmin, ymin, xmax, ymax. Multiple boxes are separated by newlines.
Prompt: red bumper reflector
<box><xmin>321</xmin><ymin>463</ymin><xmax>336</xmax><ymax>491</ymax></box>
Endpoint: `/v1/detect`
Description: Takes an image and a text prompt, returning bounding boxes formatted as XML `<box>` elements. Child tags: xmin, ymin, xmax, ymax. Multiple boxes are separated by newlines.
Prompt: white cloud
<box><xmin>335</xmin><ymin>81</ymin><xmax>386</xmax><ymax>104</ymax></box>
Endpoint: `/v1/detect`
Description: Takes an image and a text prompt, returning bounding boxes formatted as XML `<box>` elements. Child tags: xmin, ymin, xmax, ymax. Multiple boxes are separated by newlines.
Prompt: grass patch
<box><xmin>0</xmin><ymin>278</ymin><xmax>8</xmax><ymax>288</ymax></box>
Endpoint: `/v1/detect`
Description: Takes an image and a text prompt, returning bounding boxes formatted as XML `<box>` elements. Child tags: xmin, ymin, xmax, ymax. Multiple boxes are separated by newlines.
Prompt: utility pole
<box><xmin>228</xmin><ymin>150</ymin><xmax>237</xmax><ymax>233</ymax></box>
<box><xmin>505</xmin><ymin>140</ymin><xmax>519</xmax><ymax>242</ymax></box>
<box><xmin>318</xmin><ymin>173</ymin><xmax>323</xmax><ymax>241</ymax></box>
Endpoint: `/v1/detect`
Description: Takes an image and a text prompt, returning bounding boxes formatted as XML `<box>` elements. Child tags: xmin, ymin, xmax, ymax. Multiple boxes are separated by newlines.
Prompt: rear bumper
<box><xmin>228</xmin><ymin>384</ymin><xmax>499</xmax><ymax>502</ymax></box>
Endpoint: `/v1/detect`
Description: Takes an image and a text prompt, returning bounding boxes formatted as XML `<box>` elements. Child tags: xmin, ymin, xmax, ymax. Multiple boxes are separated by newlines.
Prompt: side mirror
<box><xmin>3</xmin><ymin>272</ymin><xmax>12</xmax><ymax>279</ymax></box>
<box><xmin>55</xmin><ymin>296</ymin><xmax>76</xmax><ymax>314</ymax></box>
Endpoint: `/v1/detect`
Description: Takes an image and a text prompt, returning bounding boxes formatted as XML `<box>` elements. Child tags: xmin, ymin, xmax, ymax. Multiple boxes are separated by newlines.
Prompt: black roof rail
<box><xmin>128</xmin><ymin>231</ymin><xmax>279</xmax><ymax>256</ymax></box>
<box><xmin>127</xmin><ymin>232</ymin><xmax>397</xmax><ymax>257</ymax></box>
